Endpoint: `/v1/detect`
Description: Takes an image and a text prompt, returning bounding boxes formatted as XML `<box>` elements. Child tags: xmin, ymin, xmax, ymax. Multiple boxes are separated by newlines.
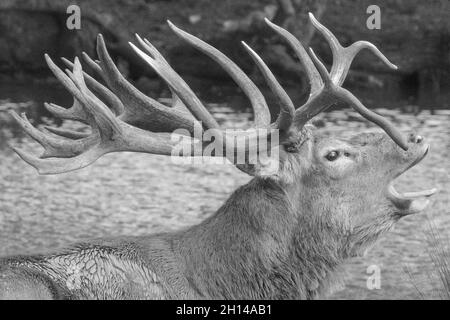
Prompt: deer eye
<box><xmin>325</xmin><ymin>150</ymin><xmax>340</xmax><ymax>161</ymax></box>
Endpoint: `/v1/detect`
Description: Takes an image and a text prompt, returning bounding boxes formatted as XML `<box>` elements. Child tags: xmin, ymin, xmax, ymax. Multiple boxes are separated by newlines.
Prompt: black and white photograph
<box><xmin>0</xmin><ymin>0</ymin><xmax>448</xmax><ymax>304</ymax></box>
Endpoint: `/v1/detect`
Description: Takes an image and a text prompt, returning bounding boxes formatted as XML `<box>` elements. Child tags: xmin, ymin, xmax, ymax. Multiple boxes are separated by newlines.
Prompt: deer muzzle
<box><xmin>387</xmin><ymin>134</ymin><xmax>437</xmax><ymax>216</ymax></box>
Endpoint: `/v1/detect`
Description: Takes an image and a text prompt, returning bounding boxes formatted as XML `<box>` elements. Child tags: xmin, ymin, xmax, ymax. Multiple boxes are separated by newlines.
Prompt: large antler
<box><xmin>10</xmin><ymin>13</ymin><xmax>407</xmax><ymax>176</ymax></box>
<box><xmin>9</xmin><ymin>30</ymin><xmax>281</xmax><ymax>175</ymax></box>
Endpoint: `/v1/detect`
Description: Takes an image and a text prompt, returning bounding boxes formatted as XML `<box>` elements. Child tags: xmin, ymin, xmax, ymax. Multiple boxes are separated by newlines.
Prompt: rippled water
<box><xmin>0</xmin><ymin>96</ymin><xmax>449</xmax><ymax>299</ymax></box>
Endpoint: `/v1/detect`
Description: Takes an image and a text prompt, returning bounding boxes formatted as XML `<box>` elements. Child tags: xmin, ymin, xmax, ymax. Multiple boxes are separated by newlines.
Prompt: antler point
<box><xmin>167</xmin><ymin>20</ymin><xmax>175</xmax><ymax>28</ymax></box>
<box><xmin>240</xmin><ymin>41</ymin><xmax>253</xmax><ymax>54</ymax></box>
<box><xmin>135</xmin><ymin>33</ymin><xmax>144</xmax><ymax>44</ymax></box>
<box><xmin>264</xmin><ymin>17</ymin><xmax>273</xmax><ymax>26</ymax></box>
<box><xmin>97</xmin><ymin>34</ymin><xmax>105</xmax><ymax>45</ymax></box>
<box><xmin>44</xmin><ymin>54</ymin><xmax>53</xmax><ymax>64</ymax></box>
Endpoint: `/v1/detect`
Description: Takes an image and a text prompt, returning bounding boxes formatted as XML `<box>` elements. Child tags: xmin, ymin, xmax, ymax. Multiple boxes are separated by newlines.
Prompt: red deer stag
<box><xmin>1</xmin><ymin>14</ymin><xmax>436</xmax><ymax>299</ymax></box>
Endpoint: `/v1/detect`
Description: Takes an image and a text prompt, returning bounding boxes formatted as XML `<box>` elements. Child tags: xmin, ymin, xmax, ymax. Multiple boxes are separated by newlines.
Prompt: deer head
<box><xmin>9</xmin><ymin>13</ymin><xmax>437</xmax><ymax>297</ymax></box>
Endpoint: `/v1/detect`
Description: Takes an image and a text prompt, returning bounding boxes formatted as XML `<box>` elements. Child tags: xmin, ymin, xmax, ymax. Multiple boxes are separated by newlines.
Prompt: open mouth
<box><xmin>387</xmin><ymin>146</ymin><xmax>437</xmax><ymax>214</ymax></box>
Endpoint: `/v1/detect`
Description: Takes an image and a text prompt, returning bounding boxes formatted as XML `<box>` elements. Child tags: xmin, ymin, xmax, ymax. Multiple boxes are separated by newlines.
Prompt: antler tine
<box><xmin>43</xmin><ymin>101</ymin><xmax>86</xmax><ymax>123</ymax></box>
<box><xmin>293</xmin><ymin>49</ymin><xmax>336</xmax><ymax>129</ymax></box>
<box><xmin>9</xmin><ymin>144</ymin><xmax>105</xmax><ymax>175</ymax></box>
<box><xmin>240</xmin><ymin>41</ymin><xmax>294</xmax><ymax>131</ymax></box>
<box><xmin>264</xmin><ymin>17</ymin><xmax>323</xmax><ymax>98</ymax></box>
<box><xmin>94</xmin><ymin>34</ymin><xmax>197</xmax><ymax>134</ymax></box>
<box><xmin>308</xmin><ymin>12</ymin><xmax>397</xmax><ymax>86</ymax></box>
<box><xmin>8</xmin><ymin>110</ymin><xmax>96</xmax><ymax>158</ymax></box>
<box><xmin>44</xmin><ymin>126</ymin><xmax>90</xmax><ymax>140</ymax></box>
<box><xmin>167</xmin><ymin>20</ymin><xmax>271</xmax><ymax>128</ymax></box>
<box><xmin>294</xmin><ymin>48</ymin><xmax>408</xmax><ymax>150</ymax></box>
<box><xmin>61</xmin><ymin>57</ymin><xmax>125</xmax><ymax>116</ymax></box>
<box><xmin>94</xmin><ymin>34</ymin><xmax>164</xmax><ymax>114</ymax></box>
<box><xmin>129</xmin><ymin>34</ymin><xmax>219</xmax><ymax>130</ymax></box>
<box><xmin>81</xmin><ymin>51</ymin><xmax>104</xmax><ymax>79</ymax></box>
<box><xmin>45</xmin><ymin>55</ymin><xmax>82</xmax><ymax>101</ymax></box>
<box><xmin>67</xmin><ymin>58</ymin><xmax>124</xmax><ymax>138</ymax></box>
<box><xmin>44</xmin><ymin>54</ymin><xmax>89</xmax><ymax>122</ymax></box>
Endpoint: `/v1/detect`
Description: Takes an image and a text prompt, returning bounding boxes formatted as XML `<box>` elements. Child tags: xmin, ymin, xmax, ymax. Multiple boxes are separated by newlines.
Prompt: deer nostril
<box><xmin>407</xmin><ymin>134</ymin><xmax>424</xmax><ymax>144</ymax></box>
<box><xmin>415</xmin><ymin>135</ymin><xmax>423</xmax><ymax>143</ymax></box>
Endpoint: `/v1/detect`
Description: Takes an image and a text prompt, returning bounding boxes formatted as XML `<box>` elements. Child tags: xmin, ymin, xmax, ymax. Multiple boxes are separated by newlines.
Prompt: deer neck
<box><xmin>175</xmin><ymin>177</ymin><xmax>346</xmax><ymax>299</ymax></box>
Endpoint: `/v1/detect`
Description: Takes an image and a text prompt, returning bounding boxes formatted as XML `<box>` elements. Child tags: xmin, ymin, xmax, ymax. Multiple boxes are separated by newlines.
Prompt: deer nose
<box><xmin>408</xmin><ymin>133</ymin><xmax>424</xmax><ymax>144</ymax></box>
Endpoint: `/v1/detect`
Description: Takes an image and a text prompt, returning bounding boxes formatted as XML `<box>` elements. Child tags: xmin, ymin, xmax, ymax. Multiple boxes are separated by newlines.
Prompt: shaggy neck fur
<box><xmin>175</xmin><ymin>177</ymin><xmax>348</xmax><ymax>299</ymax></box>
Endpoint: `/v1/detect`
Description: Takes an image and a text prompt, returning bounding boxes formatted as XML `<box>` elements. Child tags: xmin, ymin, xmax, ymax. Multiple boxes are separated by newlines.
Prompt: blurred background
<box><xmin>0</xmin><ymin>0</ymin><xmax>449</xmax><ymax>299</ymax></box>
